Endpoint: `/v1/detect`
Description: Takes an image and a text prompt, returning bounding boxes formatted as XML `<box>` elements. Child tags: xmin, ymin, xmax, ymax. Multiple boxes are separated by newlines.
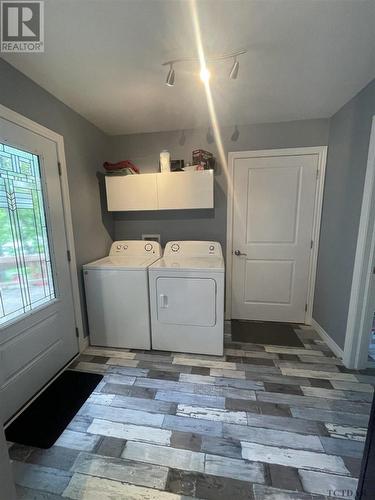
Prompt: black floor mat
<box><xmin>231</xmin><ymin>320</ymin><xmax>304</xmax><ymax>347</ymax></box>
<box><xmin>5</xmin><ymin>370</ymin><xmax>102</xmax><ymax>449</ymax></box>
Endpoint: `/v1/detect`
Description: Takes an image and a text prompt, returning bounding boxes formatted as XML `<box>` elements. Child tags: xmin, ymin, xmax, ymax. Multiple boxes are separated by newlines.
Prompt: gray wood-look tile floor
<box><xmin>8</xmin><ymin>324</ymin><xmax>375</xmax><ymax>499</ymax></box>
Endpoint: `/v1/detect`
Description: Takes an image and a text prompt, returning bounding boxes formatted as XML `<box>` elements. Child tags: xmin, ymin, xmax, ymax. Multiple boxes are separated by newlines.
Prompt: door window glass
<box><xmin>0</xmin><ymin>142</ymin><xmax>55</xmax><ymax>325</ymax></box>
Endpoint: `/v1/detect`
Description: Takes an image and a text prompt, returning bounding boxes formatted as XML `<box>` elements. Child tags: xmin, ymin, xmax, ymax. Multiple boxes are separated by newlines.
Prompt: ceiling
<box><xmin>3</xmin><ymin>0</ymin><xmax>375</xmax><ymax>135</ymax></box>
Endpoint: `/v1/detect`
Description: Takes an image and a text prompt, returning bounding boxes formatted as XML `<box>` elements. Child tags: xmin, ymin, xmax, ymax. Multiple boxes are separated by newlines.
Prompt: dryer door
<box><xmin>156</xmin><ymin>277</ymin><xmax>216</xmax><ymax>327</ymax></box>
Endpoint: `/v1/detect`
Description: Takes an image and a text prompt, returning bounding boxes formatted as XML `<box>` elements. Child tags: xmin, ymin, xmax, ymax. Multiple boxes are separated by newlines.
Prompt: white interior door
<box><xmin>231</xmin><ymin>153</ymin><xmax>319</xmax><ymax>323</ymax></box>
<box><xmin>0</xmin><ymin>117</ymin><xmax>78</xmax><ymax>423</ymax></box>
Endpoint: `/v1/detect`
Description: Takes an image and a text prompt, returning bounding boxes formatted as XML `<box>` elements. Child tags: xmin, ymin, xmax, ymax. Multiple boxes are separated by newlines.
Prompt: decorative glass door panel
<box><xmin>0</xmin><ymin>142</ymin><xmax>55</xmax><ymax>325</ymax></box>
<box><xmin>0</xmin><ymin>116</ymin><xmax>77</xmax><ymax>423</ymax></box>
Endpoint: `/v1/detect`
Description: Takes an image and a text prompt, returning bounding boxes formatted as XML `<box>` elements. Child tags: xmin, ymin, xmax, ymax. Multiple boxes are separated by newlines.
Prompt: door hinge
<box><xmin>310</xmin><ymin>240</ymin><xmax>314</xmax><ymax>249</ymax></box>
<box><xmin>58</xmin><ymin>161</ymin><xmax>62</xmax><ymax>176</ymax></box>
<box><xmin>75</xmin><ymin>327</ymin><xmax>79</xmax><ymax>338</ymax></box>
<box><xmin>316</xmin><ymin>169</ymin><xmax>319</xmax><ymax>180</ymax></box>
<box><xmin>67</xmin><ymin>250</ymin><xmax>71</xmax><ymax>262</ymax></box>
<box><xmin>305</xmin><ymin>303</ymin><xmax>308</xmax><ymax>312</ymax></box>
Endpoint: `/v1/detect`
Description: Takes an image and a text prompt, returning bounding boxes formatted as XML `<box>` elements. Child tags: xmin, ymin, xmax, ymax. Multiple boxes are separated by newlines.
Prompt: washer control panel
<box><xmin>116</xmin><ymin>244</ymin><xmax>128</xmax><ymax>250</ymax></box>
<box><xmin>110</xmin><ymin>240</ymin><xmax>162</xmax><ymax>257</ymax></box>
<box><xmin>164</xmin><ymin>241</ymin><xmax>222</xmax><ymax>257</ymax></box>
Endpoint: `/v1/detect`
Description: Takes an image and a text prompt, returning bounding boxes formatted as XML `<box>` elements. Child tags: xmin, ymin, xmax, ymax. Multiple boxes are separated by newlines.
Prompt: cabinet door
<box><xmin>157</xmin><ymin>171</ymin><xmax>214</xmax><ymax>209</ymax></box>
<box><xmin>106</xmin><ymin>174</ymin><xmax>157</xmax><ymax>211</ymax></box>
<box><xmin>156</xmin><ymin>277</ymin><xmax>216</xmax><ymax>326</ymax></box>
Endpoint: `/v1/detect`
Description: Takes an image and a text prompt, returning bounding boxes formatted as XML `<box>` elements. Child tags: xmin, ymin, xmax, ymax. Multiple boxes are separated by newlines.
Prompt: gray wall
<box><xmin>109</xmin><ymin>119</ymin><xmax>329</xmax><ymax>250</ymax></box>
<box><xmin>314</xmin><ymin>78</ymin><xmax>375</xmax><ymax>350</ymax></box>
<box><xmin>0</xmin><ymin>59</ymin><xmax>113</xmax><ymax>337</ymax></box>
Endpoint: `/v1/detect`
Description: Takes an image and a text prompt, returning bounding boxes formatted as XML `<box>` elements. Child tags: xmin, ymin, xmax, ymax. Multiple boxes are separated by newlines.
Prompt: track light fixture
<box><xmin>229</xmin><ymin>58</ymin><xmax>239</xmax><ymax>80</ymax></box>
<box><xmin>162</xmin><ymin>49</ymin><xmax>246</xmax><ymax>86</ymax></box>
<box><xmin>165</xmin><ymin>64</ymin><xmax>175</xmax><ymax>86</ymax></box>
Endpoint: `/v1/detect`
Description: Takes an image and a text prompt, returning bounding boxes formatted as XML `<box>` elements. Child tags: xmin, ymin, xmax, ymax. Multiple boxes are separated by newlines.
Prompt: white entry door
<box><xmin>0</xmin><ymin>117</ymin><xmax>78</xmax><ymax>423</ymax></box>
<box><xmin>231</xmin><ymin>152</ymin><xmax>320</xmax><ymax>323</ymax></box>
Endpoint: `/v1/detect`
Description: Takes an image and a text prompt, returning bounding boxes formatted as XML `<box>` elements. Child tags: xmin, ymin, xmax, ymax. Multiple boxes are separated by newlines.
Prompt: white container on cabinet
<box><xmin>159</xmin><ymin>150</ymin><xmax>171</xmax><ymax>172</ymax></box>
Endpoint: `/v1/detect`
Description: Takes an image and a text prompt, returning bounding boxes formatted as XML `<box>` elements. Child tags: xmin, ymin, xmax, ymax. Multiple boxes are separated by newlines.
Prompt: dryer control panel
<box><xmin>164</xmin><ymin>241</ymin><xmax>222</xmax><ymax>258</ymax></box>
<box><xmin>110</xmin><ymin>240</ymin><xmax>162</xmax><ymax>257</ymax></box>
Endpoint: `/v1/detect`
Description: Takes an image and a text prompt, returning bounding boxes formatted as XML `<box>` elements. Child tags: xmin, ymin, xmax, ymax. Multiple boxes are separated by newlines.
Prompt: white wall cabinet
<box><xmin>105</xmin><ymin>170</ymin><xmax>214</xmax><ymax>211</ymax></box>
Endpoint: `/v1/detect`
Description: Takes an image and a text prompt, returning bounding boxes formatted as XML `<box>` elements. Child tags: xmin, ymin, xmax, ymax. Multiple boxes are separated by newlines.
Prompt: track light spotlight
<box><xmin>229</xmin><ymin>58</ymin><xmax>239</xmax><ymax>80</ymax></box>
<box><xmin>166</xmin><ymin>64</ymin><xmax>175</xmax><ymax>86</ymax></box>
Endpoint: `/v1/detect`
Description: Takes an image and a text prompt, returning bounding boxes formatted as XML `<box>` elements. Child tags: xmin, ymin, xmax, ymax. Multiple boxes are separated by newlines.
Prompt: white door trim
<box><xmin>226</xmin><ymin>146</ymin><xmax>327</xmax><ymax>322</ymax></box>
<box><xmin>0</xmin><ymin>104</ymin><xmax>84</xmax><ymax>351</ymax></box>
<box><xmin>0</xmin><ymin>421</ymin><xmax>16</xmax><ymax>499</ymax></box>
<box><xmin>343</xmin><ymin>116</ymin><xmax>375</xmax><ymax>369</ymax></box>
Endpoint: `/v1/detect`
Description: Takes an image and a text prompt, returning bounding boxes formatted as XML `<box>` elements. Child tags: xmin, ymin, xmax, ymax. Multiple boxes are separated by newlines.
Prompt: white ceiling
<box><xmin>3</xmin><ymin>0</ymin><xmax>375</xmax><ymax>135</ymax></box>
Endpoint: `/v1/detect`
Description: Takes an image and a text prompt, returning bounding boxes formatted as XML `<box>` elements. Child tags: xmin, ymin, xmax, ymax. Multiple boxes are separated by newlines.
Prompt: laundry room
<box><xmin>1</xmin><ymin>1</ymin><xmax>375</xmax><ymax>499</ymax></box>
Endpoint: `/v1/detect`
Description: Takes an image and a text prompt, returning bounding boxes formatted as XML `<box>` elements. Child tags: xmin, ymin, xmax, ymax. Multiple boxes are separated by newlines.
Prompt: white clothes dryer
<box><xmin>149</xmin><ymin>241</ymin><xmax>225</xmax><ymax>355</ymax></box>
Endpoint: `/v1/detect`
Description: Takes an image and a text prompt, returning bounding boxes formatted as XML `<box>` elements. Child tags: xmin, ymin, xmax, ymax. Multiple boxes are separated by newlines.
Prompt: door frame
<box><xmin>0</xmin><ymin>103</ymin><xmax>84</xmax><ymax>351</ymax></box>
<box><xmin>343</xmin><ymin>116</ymin><xmax>375</xmax><ymax>369</ymax></box>
<box><xmin>0</xmin><ymin>419</ymin><xmax>16</xmax><ymax>499</ymax></box>
<box><xmin>225</xmin><ymin>146</ymin><xmax>328</xmax><ymax>322</ymax></box>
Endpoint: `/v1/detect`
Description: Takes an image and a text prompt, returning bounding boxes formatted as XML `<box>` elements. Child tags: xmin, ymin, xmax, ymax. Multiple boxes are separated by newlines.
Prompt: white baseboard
<box><xmin>79</xmin><ymin>335</ymin><xmax>89</xmax><ymax>353</ymax></box>
<box><xmin>311</xmin><ymin>319</ymin><xmax>344</xmax><ymax>359</ymax></box>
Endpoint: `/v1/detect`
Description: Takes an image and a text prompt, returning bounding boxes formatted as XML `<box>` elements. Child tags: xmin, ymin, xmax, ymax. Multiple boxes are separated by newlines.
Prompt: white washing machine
<box><xmin>83</xmin><ymin>240</ymin><xmax>162</xmax><ymax>349</ymax></box>
<box><xmin>149</xmin><ymin>241</ymin><xmax>225</xmax><ymax>355</ymax></box>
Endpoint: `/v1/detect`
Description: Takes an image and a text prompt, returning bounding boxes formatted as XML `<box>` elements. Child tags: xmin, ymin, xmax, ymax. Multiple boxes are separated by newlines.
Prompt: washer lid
<box><xmin>83</xmin><ymin>255</ymin><xmax>160</xmax><ymax>270</ymax></box>
<box><xmin>149</xmin><ymin>256</ymin><xmax>224</xmax><ymax>272</ymax></box>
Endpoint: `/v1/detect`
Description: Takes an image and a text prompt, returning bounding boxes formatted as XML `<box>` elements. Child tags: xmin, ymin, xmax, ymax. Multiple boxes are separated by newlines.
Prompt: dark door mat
<box><xmin>5</xmin><ymin>370</ymin><xmax>102</xmax><ymax>449</ymax></box>
<box><xmin>231</xmin><ymin>320</ymin><xmax>304</xmax><ymax>347</ymax></box>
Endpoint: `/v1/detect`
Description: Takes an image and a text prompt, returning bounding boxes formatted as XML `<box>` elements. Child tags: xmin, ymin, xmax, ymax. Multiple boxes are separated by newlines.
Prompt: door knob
<box><xmin>234</xmin><ymin>250</ymin><xmax>247</xmax><ymax>256</ymax></box>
